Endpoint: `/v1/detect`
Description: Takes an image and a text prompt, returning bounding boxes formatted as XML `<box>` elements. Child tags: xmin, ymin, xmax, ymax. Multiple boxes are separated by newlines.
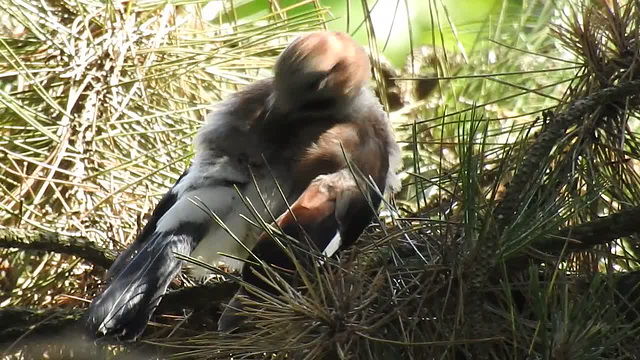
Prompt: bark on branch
<box><xmin>505</xmin><ymin>207</ymin><xmax>640</xmax><ymax>270</ymax></box>
<box><xmin>0</xmin><ymin>281</ymin><xmax>238</xmax><ymax>347</ymax></box>
<box><xmin>0</xmin><ymin>227</ymin><xmax>117</xmax><ymax>268</ymax></box>
<box><xmin>551</xmin><ymin>206</ymin><xmax>640</xmax><ymax>251</ymax></box>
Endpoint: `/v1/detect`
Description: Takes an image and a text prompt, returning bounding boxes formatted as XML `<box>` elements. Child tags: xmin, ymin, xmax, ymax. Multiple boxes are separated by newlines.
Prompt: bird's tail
<box><xmin>83</xmin><ymin>232</ymin><xmax>194</xmax><ymax>341</ymax></box>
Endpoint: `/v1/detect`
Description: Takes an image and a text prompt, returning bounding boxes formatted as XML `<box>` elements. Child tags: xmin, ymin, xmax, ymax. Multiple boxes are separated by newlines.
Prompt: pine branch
<box><xmin>543</xmin><ymin>206</ymin><xmax>640</xmax><ymax>253</ymax></box>
<box><xmin>0</xmin><ymin>281</ymin><xmax>238</xmax><ymax>347</ymax></box>
<box><xmin>495</xmin><ymin>79</ymin><xmax>640</xmax><ymax>233</ymax></box>
<box><xmin>0</xmin><ymin>227</ymin><xmax>117</xmax><ymax>268</ymax></box>
<box><xmin>505</xmin><ymin>207</ymin><xmax>640</xmax><ymax>269</ymax></box>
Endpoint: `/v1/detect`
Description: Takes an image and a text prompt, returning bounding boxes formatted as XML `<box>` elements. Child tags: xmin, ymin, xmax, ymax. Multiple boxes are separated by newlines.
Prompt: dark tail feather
<box><xmin>84</xmin><ymin>232</ymin><xmax>194</xmax><ymax>341</ymax></box>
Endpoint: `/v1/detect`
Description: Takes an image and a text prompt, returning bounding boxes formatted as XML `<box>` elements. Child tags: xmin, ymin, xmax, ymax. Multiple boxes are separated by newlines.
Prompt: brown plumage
<box><xmin>83</xmin><ymin>31</ymin><xmax>400</xmax><ymax>341</ymax></box>
<box><xmin>217</xmin><ymin>31</ymin><xmax>401</xmax><ymax>331</ymax></box>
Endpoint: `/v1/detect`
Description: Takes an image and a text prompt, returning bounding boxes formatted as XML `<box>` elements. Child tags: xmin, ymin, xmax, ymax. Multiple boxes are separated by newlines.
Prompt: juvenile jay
<box><xmin>84</xmin><ymin>31</ymin><xmax>402</xmax><ymax>341</ymax></box>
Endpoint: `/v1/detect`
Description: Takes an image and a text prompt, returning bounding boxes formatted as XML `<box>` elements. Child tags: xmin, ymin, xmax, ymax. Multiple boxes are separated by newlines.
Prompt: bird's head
<box><xmin>271</xmin><ymin>31</ymin><xmax>372</xmax><ymax>115</ymax></box>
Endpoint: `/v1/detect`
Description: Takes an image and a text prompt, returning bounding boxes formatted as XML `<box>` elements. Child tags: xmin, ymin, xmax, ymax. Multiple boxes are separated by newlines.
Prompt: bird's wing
<box><xmin>248</xmin><ymin>166</ymin><xmax>380</xmax><ymax>279</ymax></box>
<box><xmin>217</xmin><ymin>168</ymin><xmax>382</xmax><ymax>332</ymax></box>
<box><xmin>218</xmin><ymin>117</ymin><xmax>395</xmax><ymax>331</ymax></box>
<box><xmin>84</xmin><ymin>164</ymin><xmax>248</xmax><ymax>341</ymax></box>
<box><xmin>103</xmin><ymin>168</ymin><xmax>191</xmax><ymax>282</ymax></box>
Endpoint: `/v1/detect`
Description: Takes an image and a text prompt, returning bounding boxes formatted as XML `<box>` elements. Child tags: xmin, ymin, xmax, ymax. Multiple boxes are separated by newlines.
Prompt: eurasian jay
<box><xmin>84</xmin><ymin>31</ymin><xmax>402</xmax><ymax>341</ymax></box>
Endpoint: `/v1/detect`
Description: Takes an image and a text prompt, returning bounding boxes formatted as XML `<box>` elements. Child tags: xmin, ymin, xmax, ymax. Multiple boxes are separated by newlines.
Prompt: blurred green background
<box><xmin>217</xmin><ymin>0</ymin><xmax>519</xmax><ymax>67</ymax></box>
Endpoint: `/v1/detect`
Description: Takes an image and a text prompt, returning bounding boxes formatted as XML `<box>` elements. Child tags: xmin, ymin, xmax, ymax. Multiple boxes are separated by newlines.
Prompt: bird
<box><xmin>83</xmin><ymin>31</ymin><xmax>402</xmax><ymax>341</ymax></box>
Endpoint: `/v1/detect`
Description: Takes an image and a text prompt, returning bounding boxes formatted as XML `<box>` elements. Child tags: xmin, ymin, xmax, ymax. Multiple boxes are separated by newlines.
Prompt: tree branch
<box><xmin>0</xmin><ymin>227</ymin><xmax>117</xmax><ymax>269</ymax></box>
<box><xmin>0</xmin><ymin>281</ymin><xmax>238</xmax><ymax>347</ymax></box>
<box><xmin>552</xmin><ymin>207</ymin><xmax>640</xmax><ymax>251</ymax></box>
<box><xmin>505</xmin><ymin>207</ymin><xmax>640</xmax><ymax>270</ymax></box>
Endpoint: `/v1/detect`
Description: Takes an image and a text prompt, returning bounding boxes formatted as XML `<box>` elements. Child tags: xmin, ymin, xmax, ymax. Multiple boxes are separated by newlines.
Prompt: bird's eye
<box><xmin>307</xmin><ymin>72</ymin><xmax>330</xmax><ymax>91</ymax></box>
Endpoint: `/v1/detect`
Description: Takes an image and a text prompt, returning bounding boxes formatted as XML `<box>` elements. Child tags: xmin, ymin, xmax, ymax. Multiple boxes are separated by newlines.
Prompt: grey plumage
<box><xmin>84</xmin><ymin>78</ymin><xmax>297</xmax><ymax>340</ymax></box>
<box><xmin>84</xmin><ymin>31</ymin><xmax>402</xmax><ymax>341</ymax></box>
